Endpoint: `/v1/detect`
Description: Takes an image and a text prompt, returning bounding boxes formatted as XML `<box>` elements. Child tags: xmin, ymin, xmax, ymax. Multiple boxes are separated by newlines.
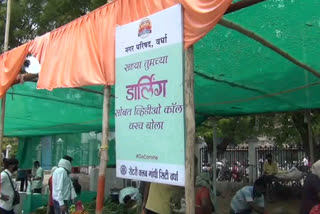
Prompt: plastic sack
<box><xmin>275</xmin><ymin>167</ymin><xmax>304</xmax><ymax>181</ymax></box>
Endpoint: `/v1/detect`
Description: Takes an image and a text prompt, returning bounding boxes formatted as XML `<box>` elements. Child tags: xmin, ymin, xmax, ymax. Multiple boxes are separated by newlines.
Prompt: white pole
<box><xmin>212</xmin><ymin>119</ymin><xmax>218</xmax><ymax>211</ymax></box>
<box><xmin>3</xmin><ymin>0</ymin><xmax>11</xmax><ymax>51</ymax></box>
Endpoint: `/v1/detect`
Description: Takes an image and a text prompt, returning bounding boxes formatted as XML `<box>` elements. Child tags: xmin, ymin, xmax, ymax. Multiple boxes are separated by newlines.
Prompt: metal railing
<box><xmin>200</xmin><ymin>145</ymin><xmax>307</xmax><ymax>181</ymax></box>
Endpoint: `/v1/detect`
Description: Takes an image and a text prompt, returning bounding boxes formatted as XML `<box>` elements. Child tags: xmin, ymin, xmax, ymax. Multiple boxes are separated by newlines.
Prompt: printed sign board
<box><xmin>115</xmin><ymin>4</ymin><xmax>185</xmax><ymax>186</ymax></box>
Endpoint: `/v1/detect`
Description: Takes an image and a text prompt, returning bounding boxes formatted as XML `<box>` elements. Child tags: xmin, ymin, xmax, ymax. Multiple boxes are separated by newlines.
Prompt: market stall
<box><xmin>0</xmin><ymin>0</ymin><xmax>319</xmax><ymax>213</ymax></box>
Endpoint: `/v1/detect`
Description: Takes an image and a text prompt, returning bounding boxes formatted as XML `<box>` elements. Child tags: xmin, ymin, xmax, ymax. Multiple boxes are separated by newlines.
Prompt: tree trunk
<box><xmin>291</xmin><ymin>112</ymin><xmax>313</xmax><ymax>159</ymax></box>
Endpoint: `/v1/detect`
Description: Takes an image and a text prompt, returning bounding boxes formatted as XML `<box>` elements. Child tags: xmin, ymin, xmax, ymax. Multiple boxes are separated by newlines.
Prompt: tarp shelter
<box><xmin>0</xmin><ymin>0</ymin><xmax>315</xmax><ymax>185</ymax></box>
<box><xmin>0</xmin><ymin>0</ymin><xmax>318</xmax><ymax>213</ymax></box>
<box><xmin>4</xmin><ymin>83</ymin><xmax>111</xmax><ymax>136</ymax></box>
<box><xmin>194</xmin><ymin>0</ymin><xmax>320</xmax><ymax>116</ymax></box>
<box><xmin>3</xmin><ymin>82</ymin><xmax>116</xmax><ymax>168</ymax></box>
<box><xmin>0</xmin><ymin>0</ymin><xmax>319</xmax><ymax>135</ymax></box>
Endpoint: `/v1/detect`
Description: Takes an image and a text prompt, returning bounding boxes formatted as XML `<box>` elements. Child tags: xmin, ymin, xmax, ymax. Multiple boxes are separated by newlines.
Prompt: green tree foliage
<box><xmin>2</xmin><ymin>137</ymin><xmax>18</xmax><ymax>157</ymax></box>
<box><xmin>197</xmin><ymin>112</ymin><xmax>320</xmax><ymax>159</ymax></box>
<box><xmin>0</xmin><ymin>0</ymin><xmax>107</xmax><ymax>50</ymax></box>
<box><xmin>197</xmin><ymin>116</ymin><xmax>258</xmax><ymax>145</ymax></box>
<box><xmin>197</xmin><ymin>116</ymin><xmax>259</xmax><ymax>154</ymax></box>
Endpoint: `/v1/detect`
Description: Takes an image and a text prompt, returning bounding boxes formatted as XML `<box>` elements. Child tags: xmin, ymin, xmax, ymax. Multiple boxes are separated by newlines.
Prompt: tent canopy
<box><xmin>3</xmin><ymin>83</ymin><xmax>113</xmax><ymax>136</ymax></box>
<box><xmin>194</xmin><ymin>0</ymin><xmax>320</xmax><ymax>116</ymax></box>
<box><xmin>1</xmin><ymin>0</ymin><xmax>320</xmax><ymax>136</ymax></box>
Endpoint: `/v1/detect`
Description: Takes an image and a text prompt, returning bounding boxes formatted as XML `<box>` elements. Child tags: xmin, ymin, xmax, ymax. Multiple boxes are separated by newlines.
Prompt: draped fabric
<box><xmin>0</xmin><ymin>43</ymin><xmax>29</xmax><ymax>95</ymax></box>
<box><xmin>0</xmin><ymin>0</ymin><xmax>232</xmax><ymax>97</ymax></box>
<box><xmin>28</xmin><ymin>33</ymin><xmax>50</xmax><ymax>65</ymax></box>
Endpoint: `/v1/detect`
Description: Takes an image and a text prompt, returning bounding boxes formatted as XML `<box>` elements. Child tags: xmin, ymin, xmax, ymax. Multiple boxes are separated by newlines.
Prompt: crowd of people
<box><xmin>0</xmin><ymin>155</ymin><xmax>78</xmax><ymax>214</ymax></box>
<box><xmin>134</xmin><ymin>172</ymin><xmax>266</xmax><ymax>214</ymax></box>
<box><xmin>0</xmin><ymin>154</ymin><xmax>320</xmax><ymax>213</ymax></box>
<box><xmin>136</xmin><ymin>154</ymin><xmax>320</xmax><ymax>214</ymax></box>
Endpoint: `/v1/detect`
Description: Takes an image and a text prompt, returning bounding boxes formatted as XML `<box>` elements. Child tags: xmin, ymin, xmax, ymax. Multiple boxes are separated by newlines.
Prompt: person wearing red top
<box><xmin>195</xmin><ymin>173</ymin><xmax>214</xmax><ymax>214</ymax></box>
<box><xmin>48</xmin><ymin>167</ymin><xmax>57</xmax><ymax>214</ymax></box>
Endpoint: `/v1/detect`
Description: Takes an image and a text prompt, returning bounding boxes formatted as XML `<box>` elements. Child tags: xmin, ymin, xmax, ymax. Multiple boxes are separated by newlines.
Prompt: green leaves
<box><xmin>196</xmin><ymin>112</ymin><xmax>320</xmax><ymax>154</ymax></box>
<box><xmin>2</xmin><ymin>137</ymin><xmax>18</xmax><ymax>157</ymax></box>
<box><xmin>0</xmin><ymin>0</ymin><xmax>108</xmax><ymax>50</ymax></box>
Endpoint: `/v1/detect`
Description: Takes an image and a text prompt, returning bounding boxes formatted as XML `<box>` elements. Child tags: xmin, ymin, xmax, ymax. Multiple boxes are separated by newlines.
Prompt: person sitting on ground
<box><xmin>263</xmin><ymin>154</ymin><xmax>278</xmax><ymax>200</ymax></box>
<box><xmin>230</xmin><ymin>178</ymin><xmax>266</xmax><ymax>214</ymax></box>
<box><xmin>31</xmin><ymin>160</ymin><xmax>44</xmax><ymax>194</ymax></box>
<box><xmin>195</xmin><ymin>172</ymin><xmax>214</xmax><ymax>214</ymax></box>
<box><xmin>300</xmin><ymin>160</ymin><xmax>320</xmax><ymax>214</ymax></box>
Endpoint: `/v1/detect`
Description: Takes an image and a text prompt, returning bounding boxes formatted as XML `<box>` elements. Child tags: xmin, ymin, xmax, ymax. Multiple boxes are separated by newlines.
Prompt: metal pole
<box><xmin>0</xmin><ymin>0</ymin><xmax>12</xmax><ymax>167</ymax></box>
<box><xmin>212</xmin><ymin>119</ymin><xmax>217</xmax><ymax>211</ymax></box>
<box><xmin>95</xmin><ymin>86</ymin><xmax>111</xmax><ymax>214</ymax></box>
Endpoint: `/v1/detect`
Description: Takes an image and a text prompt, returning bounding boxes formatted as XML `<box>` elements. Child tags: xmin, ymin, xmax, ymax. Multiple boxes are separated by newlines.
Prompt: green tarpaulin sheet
<box><xmin>17</xmin><ymin>133</ymin><xmax>116</xmax><ymax>169</ymax></box>
<box><xmin>0</xmin><ymin>0</ymin><xmax>319</xmax><ymax>136</ymax></box>
<box><xmin>194</xmin><ymin>0</ymin><xmax>320</xmax><ymax>116</ymax></box>
<box><xmin>2</xmin><ymin>83</ymin><xmax>111</xmax><ymax>137</ymax></box>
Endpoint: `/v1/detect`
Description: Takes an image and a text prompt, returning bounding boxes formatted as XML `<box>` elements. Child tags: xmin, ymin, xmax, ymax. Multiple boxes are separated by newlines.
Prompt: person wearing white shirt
<box><xmin>303</xmin><ymin>157</ymin><xmax>309</xmax><ymax>167</ymax></box>
<box><xmin>0</xmin><ymin>158</ymin><xmax>19</xmax><ymax>214</ymax></box>
<box><xmin>53</xmin><ymin>156</ymin><xmax>76</xmax><ymax>214</ymax></box>
<box><xmin>31</xmin><ymin>160</ymin><xmax>44</xmax><ymax>194</ymax></box>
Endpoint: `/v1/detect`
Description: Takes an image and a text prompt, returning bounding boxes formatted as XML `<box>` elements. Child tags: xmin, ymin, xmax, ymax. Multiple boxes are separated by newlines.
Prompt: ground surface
<box><xmin>217</xmin><ymin>193</ymin><xmax>301</xmax><ymax>214</ymax></box>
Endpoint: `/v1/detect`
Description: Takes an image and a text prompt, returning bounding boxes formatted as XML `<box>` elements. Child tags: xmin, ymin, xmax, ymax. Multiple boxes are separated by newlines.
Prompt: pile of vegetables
<box><xmin>69</xmin><ymin>201</ymin><xmax>95</xmax><ymax>214</ymax></box>
<box><xmin>101</xmin><ymin>199</ymin><xmax>140</xmax><ymax>214</ymax></box>
<box><xmin>34</xmin><ymin>199</ymin><xmax>140</xmax><ymax>214</ymax></box>
<box><xmin>71</xmin><ymin>199</ymin><xmax>139</xmax><ymax>214</ymax></box>
<box><xmin>34</xmin><ymin>206</ymin><xmax>47</xmax><ymax>214</ymax></box>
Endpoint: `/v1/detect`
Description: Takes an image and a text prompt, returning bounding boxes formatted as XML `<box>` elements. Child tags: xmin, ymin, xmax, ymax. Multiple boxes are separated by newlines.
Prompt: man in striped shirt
<box><xmin>230</xmin><ymin>178</ymin><xmax>266</xmax><ymax>214</ymax></box>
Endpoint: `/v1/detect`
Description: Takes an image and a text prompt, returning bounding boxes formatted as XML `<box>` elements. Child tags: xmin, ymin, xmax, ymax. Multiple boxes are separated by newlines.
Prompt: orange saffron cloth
<box><xmin>0</xmin><ymin>0</ymin><xmax>232</xmax><ymax>97</ymax></box>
